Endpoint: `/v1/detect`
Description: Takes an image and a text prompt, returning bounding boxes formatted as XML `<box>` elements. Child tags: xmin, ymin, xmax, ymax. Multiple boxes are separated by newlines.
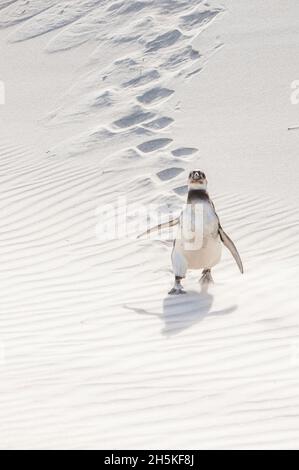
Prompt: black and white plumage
<box><xmin>138</xmin><ymin>170</ymin><xmax>243</xmax><ymax>295</ymax></box>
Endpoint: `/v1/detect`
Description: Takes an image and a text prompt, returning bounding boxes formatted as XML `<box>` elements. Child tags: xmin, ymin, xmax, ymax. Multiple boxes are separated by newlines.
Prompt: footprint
<box><xmin>157</xmin><ymin>0</ymin><xmax>196</xmax><ymax>14</ymax></box>
<box><xmin>137</xmin><ymin>87</ymin><xmax>174</xmax><ymax>105</ymax></box>
<box><xmin>146</xmin><ymin>29</ymin><xmax>182</xmax><ymax>53</ymax></box>
<box><xmin>107</xmin><ymin>2</ymin><xmax>126</xmax><ymax>12</ymax></box>
<box><xmin>161</xmin><ymin>46</ymin><xmax>200</xmax><ymax>71</ymax></box>
<box><xmin>137</xmin><ymin>138</ymin><xmax>173</xmax><ymax>153</ymax></box>
<box><xmin>143</xmin><ymin>116</ymin><xmax>174</xmax><ymax>130</ymax></box>
<box><xmin>173</xmin><ymin>185</ymin><xmax>188</xmax><ymax>196</ymax></box>
<box><xmin>92</xmin><ymin>91</ymin><xmax>113</xmax><ymax>108</ymax></box>
<box><xmin>180</xmin><ymin>9</ymin><xmax>221</xmax><ymax>32</ymax></box>
<box><xmin>172</xmin><ymin>147</ymin><xmax>198</xmax><ymax>157</ymax></box>
<box><xmin>122</xmin><ymin>70</ymin><xmax>160</xmax><ymax>88</ymax></box>
<box><xmin>157</xmin><ymin>167</ymin><xmax>184</xmax><ymax>181</ymax></box>
<box><xmin>113</xmin><ymin>108</ymin><xmax>155</xmax><ymax>128</ymax></box>
<box><xmin>121</xmin><ymin>1</ymin><xmax>150</xmax><ymax>15</ymax></box>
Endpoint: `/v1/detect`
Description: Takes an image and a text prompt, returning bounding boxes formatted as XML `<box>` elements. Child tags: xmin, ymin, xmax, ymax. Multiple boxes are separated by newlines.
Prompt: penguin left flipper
<box><xmin>219</xmin><ymin>227</ymin><xmax>244</xmax><ymax>274</ymax></box>
<box><xmin>137</xmin><ymin>217</ymin><xmax>180</xmax><ymax>239</ymax></box>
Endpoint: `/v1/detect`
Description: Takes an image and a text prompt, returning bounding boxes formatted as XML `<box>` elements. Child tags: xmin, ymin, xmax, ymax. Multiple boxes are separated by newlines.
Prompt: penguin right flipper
<box><xmin>219</xmin><ymin>227</ymin><xmax>244</xmax><ymax>274</ymax></box>
<box><xmin>137</xmin><ymin>217</ymin><xmax>180</xmax><ymax>239</ymax></box>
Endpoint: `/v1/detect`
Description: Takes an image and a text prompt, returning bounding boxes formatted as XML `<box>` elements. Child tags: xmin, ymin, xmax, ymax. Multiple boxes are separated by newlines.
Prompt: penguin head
<box><xmin>188</xmin><ymin>170</ymin><xmax>207</xmax><ymax>190</ymax></box>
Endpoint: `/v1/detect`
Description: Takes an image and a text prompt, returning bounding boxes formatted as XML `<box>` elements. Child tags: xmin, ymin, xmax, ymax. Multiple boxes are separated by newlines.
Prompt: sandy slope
<box><xmin>0</xmin><ymin>0</ymin><xmax>299</xmax><ymax>449</ymax></box>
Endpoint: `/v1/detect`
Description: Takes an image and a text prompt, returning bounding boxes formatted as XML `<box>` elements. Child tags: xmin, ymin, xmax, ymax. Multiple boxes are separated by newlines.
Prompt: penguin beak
<box><xmin>191</xmin><ymin>178</ymin><xmax>204</xmax><ymax>184</ymax></box>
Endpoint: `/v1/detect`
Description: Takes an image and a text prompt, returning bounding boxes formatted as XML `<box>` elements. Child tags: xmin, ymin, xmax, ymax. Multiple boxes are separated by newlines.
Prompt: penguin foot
<box><xmin>168</xmin><ymin>287</ymin><xmax>186</xmax><ymax>295</ymax></box>
<box><xmin>199</xmin><ymin>269</ymin><xmax>214</xmax><ymax>284</ymax></box>
<box><xmin>169</xmin><ymin>276</ymin><xmax>186</xmax><ymax>295</ymax></box>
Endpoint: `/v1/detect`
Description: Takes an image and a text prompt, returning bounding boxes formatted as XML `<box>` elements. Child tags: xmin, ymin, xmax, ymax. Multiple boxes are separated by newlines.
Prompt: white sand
<box><xmin>0</xmin><ymin>0</ymin><xmax>299</xmax><ymax>449</ymax></box>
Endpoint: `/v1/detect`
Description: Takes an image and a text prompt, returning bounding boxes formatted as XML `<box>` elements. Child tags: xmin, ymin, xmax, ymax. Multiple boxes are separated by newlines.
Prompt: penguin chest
<box><xmin>183</xmin><ymin>236</ymin><xmax>222</xmax><ymax>269</ymax></box>
<box><xmin>176</xmin><ymin>201</ymin><xmax>222</xmax><ymax>269</ymax></box>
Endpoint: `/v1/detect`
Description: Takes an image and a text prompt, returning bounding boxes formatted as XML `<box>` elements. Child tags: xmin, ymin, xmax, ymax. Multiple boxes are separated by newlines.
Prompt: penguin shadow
<box><xmin>162</xmin><ymin>285</ymin><xmax>237</xmax><ymax>336</ymax></box>
<box><xmin>124</xmin><ymin>284</ymin><xmax>237</xmax><ymax>337</ymax></box>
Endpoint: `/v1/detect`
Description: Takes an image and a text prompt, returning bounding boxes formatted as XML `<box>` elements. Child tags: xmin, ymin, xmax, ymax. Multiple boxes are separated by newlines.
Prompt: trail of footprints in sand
<box><xmin>0</xmin><ymin>0</ymin><xmax>222</xmax><ymax>202</ymax></box>
<box><xmin>0</xmin><ymin>0</ymin><xmax>222</xmax><ymax>198</ymax></box>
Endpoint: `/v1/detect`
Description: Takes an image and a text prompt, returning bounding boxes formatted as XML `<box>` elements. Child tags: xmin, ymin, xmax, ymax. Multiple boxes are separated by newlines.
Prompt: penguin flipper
<box><xmin>137</xmin><ymin>217</ymin><xmax>179</xmax><ymax>239</ymax></box>
<box><xmin>219</xmin><ymin>227</ymin><xmax>244</xmax><ymax>274</ymax></box>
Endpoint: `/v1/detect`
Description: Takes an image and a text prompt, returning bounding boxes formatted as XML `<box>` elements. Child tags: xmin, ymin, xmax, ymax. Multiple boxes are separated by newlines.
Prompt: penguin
<box><xmin>138</xmin><ymin>170</ymin><xmax>243</xmax><ymax>294</ymax></box>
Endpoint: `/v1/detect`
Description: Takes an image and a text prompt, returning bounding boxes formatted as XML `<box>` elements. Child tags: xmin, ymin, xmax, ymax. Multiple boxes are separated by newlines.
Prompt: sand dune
<box><xmin>0</xmin><ymin>0</ymin><xmax>299</xmax><ymax>449</ymax></box>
